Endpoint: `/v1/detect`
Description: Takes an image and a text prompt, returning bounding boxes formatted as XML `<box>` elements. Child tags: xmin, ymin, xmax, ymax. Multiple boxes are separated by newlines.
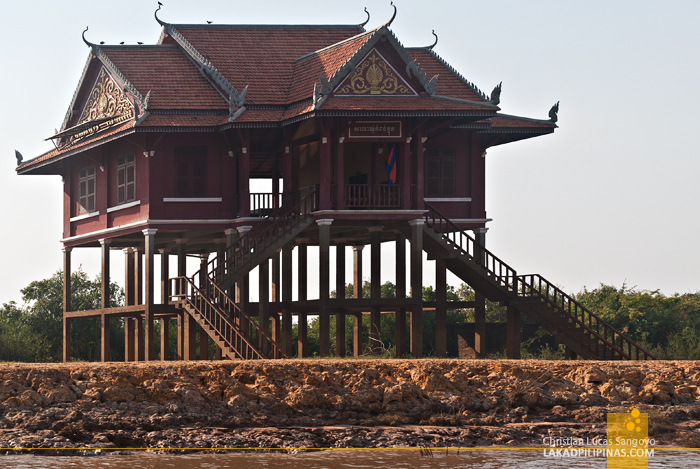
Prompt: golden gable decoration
<box><xmin>79</xmin><ymin>68</ymin><xmax>134</xmax><ymax>124</ymax></box>
<box><xmin>336</xmin><ymin>49</ymin><xmax>417</xmax><ymax>96</ymax></box>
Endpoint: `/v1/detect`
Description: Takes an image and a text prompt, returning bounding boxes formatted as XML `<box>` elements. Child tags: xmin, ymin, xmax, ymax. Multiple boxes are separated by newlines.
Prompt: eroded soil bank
<box><xmin>0</xmin><ymin>359</ymin><xmax>698</xmax><ymax>455</ymax></box>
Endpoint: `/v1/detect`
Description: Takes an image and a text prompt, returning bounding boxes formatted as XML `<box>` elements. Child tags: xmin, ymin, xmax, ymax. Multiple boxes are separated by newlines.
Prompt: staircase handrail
<box><xmin>424</xmin><ymin>202</ymin><xmax>518</xmax><ymax>293</ymax></box>
<box><xmin>208</xmin><ymin>186</ymin><xmax>319</xmax><ymax>284</ymax></box>
<box><xmin>170</xmin><ymin>276</ymin><xmax>265</xmax><ymax>360</ymax></box>
<box><xmin>518</xmin><ymin>273</ymin><xmax>654</xmax><ymax>360</ymax></box>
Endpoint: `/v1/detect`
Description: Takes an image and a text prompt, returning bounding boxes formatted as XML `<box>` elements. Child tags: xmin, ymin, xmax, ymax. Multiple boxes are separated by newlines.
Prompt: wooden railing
<box><xmin>170</xmin><ymin>276</ymin><xmax>284</xmax><ymax>359</ymax></box>
<box><xmin>518</xmin><ymin>274</ymin><xmax>654</xmax><ymax>360</ymax></box>
<box><xmin>343</xmin><ymin>184</ymin><xmax>402</xmax><ymax>209</ymax></box>
<box><xmin>250</xmin><ymin>192</ymin><xmax>282</xmax><ymax>217</ymax></box>
<box><xmin>424</xmin><ymin>202</ymin><xmax>518</xmax><ymax>293</ymax></box>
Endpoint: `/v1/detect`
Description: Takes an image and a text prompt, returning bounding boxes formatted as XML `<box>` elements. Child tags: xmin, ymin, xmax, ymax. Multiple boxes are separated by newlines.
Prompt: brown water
<box><xmin>1</xmin><ymin>449</ymin><xmax>698</xmax><ymax>468</ymax></box>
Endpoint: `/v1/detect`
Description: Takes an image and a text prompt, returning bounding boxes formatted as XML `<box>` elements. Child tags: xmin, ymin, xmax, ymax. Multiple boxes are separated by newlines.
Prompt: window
<box><xmin>174</xmin><ymin>146</ymin><xmax>207</xmax><ymax>197</ymax></box>
<box><xmin>425</xmin><ymin>148</ymin><xmax>456</xmax><ymax>197</ymax></box>
<box><xmin>78</xmin><ymin>166</ymin><xmax>96</xmax><ymax>214</ymax></box>
<box><xmin>116</xmin><ymin>154</ymin><xmax>136</xmax><ymax>205</ymax></box>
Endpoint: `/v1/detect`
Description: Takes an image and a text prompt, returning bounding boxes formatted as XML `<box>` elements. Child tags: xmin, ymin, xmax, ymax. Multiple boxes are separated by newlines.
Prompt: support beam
<box><xmin>506</xmin><ymin>306</ymin><xmax>521</xmax><ymax>359</ymax></box>
<box><xmin>271</xmin><ymin>313</ymin><xmax>280</xmax><ymax>359</ymax></box>
<box><xmin>143</xmin><ymin>229</ymin><xmax>157</xmax><ymax>361</ymax></box>
<box><xmin>176</xmin><ymin>313</ymin><xmax>184</xmax><ymax>360</ymax></box>
<box><xmin>159</xmin><ymin>249</ymin><xmax>170</xmax><ymax>304</ymax></box>
<box><xmin>409</xmin><ymin>220</ymin><xmax>424</xmax><ymax>358</ymax></box>
<box><xmin>370</xmin><ymin>229</ymin><xmax>382</xmax><ymax>354</ymax></box>
<box><xmin>99</xmin><ymin>239</ymin><xmax>111</xmax><ymax>362</ymax></box>
<box><xmin>184</xmin><ymin>314</ymin><xmax>197</xmax><ymax>361</ymax></box>
<box><xmin>435</xmin><ymin>258</ymin><xmax>447</xmax><ymax>358</ymax></box>
<box><xmin>160</xmin><ymin>318</ymin><xmax>169</xmax><ymax>361</ymax></box>
<box><xmin>335</xmin><ymin>244</ymin><xmax>346</xmax><ymax>357</ymax></box>
<box><xmin>473</xmin><ymin>228</ymin><xmax>487</xmax><ymax>358</ymax></box>
<box><xmin>259</xmin><ymin>258</ymin><xmax>270</xmax><ymax>357</ymax></box>
<box><xmin>352</xmin><ymin>245</ymin><xmax>364</xmax><ymax>357</ymax></box>
<box><xmin>282</xmin><ymin>243</ymin><xmax>293</xmax><ymax>357</ymax></box>
<box><xmin>62</xmin><ymin>247</ymin><xmax>72</xmax><ymax>363</ymax></box>
<box><xmin>297</xmin><ymin>242</ymin><xmax>308</xmax><ymax>357</ymax></box>
<box><xmin>318</xmin><ymin>219</ymin><xmax>332</xmax><ymax>356</ymax></box>
<box><xmin>395</xmin><ymin>234</ymin><xmax>406</xmax><ymax>358</ymax></box>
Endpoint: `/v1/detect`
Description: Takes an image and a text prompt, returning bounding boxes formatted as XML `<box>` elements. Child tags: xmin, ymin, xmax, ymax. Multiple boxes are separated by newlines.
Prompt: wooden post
<box><xmin>506</xmin><ymin>306</ymin><xmax>521</xmax><ymax>359</ymax></box>
<box><xmin>336</xmin><ymin>136</ymin><xmax>345</xmax><ymax>209</ymax></box>
<box><xmin>319</xmin><ymin>124</ymin><xmax>332</xmax><ymax>210</ymax></box>
<box><xmin>282</xmin><ymin>144</ymin><xmax>293</xmax><ymax>206</ymax></box>
<box><xmin>415</xmin><ymin>127</ymin><xmax>425</xmax><ymax>210</ymax></box>
<box><xmin>62</xmin><ymin>247</ymin><xmax>72</xmax><ymax>363</ymax></box>
<box><xmin>199</xmin><ymin>254</ymin><xmax>209</xmax><ymax>360</ymax></box>
<box><xmin>125</xmin><ymin>319</ymin><xmax>135</xmax><ymax>362</ymax></box>
<box><xmin>402</xmin><ymin>137</ymin><xmax>412</xmax><ymax>209</ymax></box>
<box><xmin>297</xmin><ymin>242</ymin><xmax>308</xmax><ymax>357</ymax></box>
<box><xmin>124</xmin><ymin>248</ymin><xmax>135</xmax><ymax>306</ymax></box>
<box><xmin>159</xmin><ymin>249</ymin><xmax>170</xmax><ymax>304</ymax></box>
<box><xmin>259</xmin><ymin>258</ymin><xmax>270</xmax><ymax>357</ymax></box>
<box><xmin>272</xmin><ymin>155</ymin><xmax>280</xmax><ymax>210</ymax></box>
<box><xmin>435</xmin><ymin>258</ymin><xmax>447</xmax><ymax>358</ymax></box>
<box><xmin>160</xmin><ymin>318</ymin><xmax>169</xmax><ymax>361</ymax></box>
<box><xmin>318</xmin><ymin>219</ymin><xmax>332</xmax><ymax>356</ymax></box>
<box><xmin>282</xmin><ymin>243</ymin><xmax>293</xmax><ymax>357</ymax></box>
<box><xmin>473</xmin><ymin>229</ymin><xmax>487</xmax><ymax>358</ymax></box>
<box><xmin>143</xmin><ymin>229</ymin><xmax>157</xmax><ymax>361</ymax></box>
<box><xmin>136</xmin><ymin>317</ymin><xmax>145</xmax><ymax>361</ymax></box>
<box><xmin>100</xmin><ymin>239</ymin><xmax>111</xmax><ymax>362</ymax></box>
<box><xmin>236</xmin><ymin>226</ymin><xmax>251</xmax><ymax>339</ymax></box>
<box><xmin>135</xmin><ymin>248</ymin><xmax>143</xmax><ymax>305</ymax></box>
<box><xmin>240</xmin><ymin>130</ymin><xmax>251</xmax><ymax>217</ymax></box>
<box><xmin>352</xmin><ymin>245</ymin><xmax>364</xmax><ymax>357</ymax></box>
<box><xmin>176</xmin><ymin>239</ymin><xmax>194</xmax><ymax>360</ymax></box>
<box><xmin>395</xmin><ymin>234</ymin><xmax>406</xmax><ymax>358</ymax></box>
<box><xmin>176</xmin><ymin>313</ymin><xmax>184</xmax><ymax>361</ymax></box>
<box><xmin>335</xmin><ymin>243</ymin><xmax>346</xmax><ymax>357</ymax></box>
<box><xmin>409</xmin><ymin>220</ymin><xmax>424</xmax><ymax>358</ymax></box>
<box><xmin>369</xmin><ymin>228</ymin><xmax>382</xmax><ymax>354</ymax></box>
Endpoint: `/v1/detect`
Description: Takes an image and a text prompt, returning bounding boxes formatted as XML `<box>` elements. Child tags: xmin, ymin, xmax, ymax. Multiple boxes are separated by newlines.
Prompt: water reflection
<box><xmin>1</xmin><ymin>448</ymin><xmax>696</xmax><ymax>468</ymax></box>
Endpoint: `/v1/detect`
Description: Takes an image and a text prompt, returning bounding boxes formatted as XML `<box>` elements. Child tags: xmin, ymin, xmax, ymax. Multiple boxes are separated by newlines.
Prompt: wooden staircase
<box><xmin>422</xmin><ymin>202</ymin><xmax>654</xmax><ymax>360</ymax></box>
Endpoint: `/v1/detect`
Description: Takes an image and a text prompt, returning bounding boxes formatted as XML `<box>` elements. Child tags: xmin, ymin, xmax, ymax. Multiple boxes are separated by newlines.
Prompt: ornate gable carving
<box><xmin>79</xmin><ymin>67</ymin><xmax>134</xmax><ymax>124</ymax></box>
<box><xmin>335</xmin><ymin>48</ymin><xmax>417</xmax><ymax>96</ymax></box>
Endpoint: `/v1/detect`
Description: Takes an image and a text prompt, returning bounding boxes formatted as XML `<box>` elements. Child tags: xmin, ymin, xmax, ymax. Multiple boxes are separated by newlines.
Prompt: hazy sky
<box><xmin>1</xmin><ymin>0</ymin><xmax>699</xmax><ymax>305</ymax></box>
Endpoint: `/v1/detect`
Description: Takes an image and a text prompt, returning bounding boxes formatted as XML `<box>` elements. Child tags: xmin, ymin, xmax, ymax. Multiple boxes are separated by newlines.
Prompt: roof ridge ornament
<box><xmin>15</xmin><ymin>150</ymin><xmax>23</xmax><ymax>166</ymax></box>
<box><xmin>155</xmin><ymin>3</ymin><xmax>166</xmax><ymax>27</ymax></box>
<box><xmin>82</xmin><ymin>26</ymin><xmax>100</xmax><ymax>55</ymax></box>
<box><xmin>386</xmin><ymin>2</ymin><xmax>397</xmax><ymax>27</ymax></box>
<box><xmin>490</xmin><ymin>82</ymin><xmax>502</xmax><ymax>105</ymax></box>
<box><xmin>359</xmin><ymin>7</ymin><xmax>370</xmax><ymax>29</ymax></box>
<box><xmin>426</xmin><ymin>30</ymin><xmax>438</xmax><ymax>50</ymax></box>
<box><xmin>549</xmin><ymin>101</ymin><xmax>559</xmax><ymax>123</ymax></box>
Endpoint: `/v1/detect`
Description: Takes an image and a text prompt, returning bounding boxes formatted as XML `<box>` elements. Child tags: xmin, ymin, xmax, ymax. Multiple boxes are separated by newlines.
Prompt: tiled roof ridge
<box><xmin>406</xmin><ymin>47</ymin><xmax>490</xmax><ymax>102</ymax></box>
<box><xmin>171</xmin><ymin>23</ymin><xmax>366</xmax><ymax>30</ymax></box>
<box><xmin>295</xmin><ymin>28</ymin><xmax>378</xmax><ymax>63</ymax></box>
<box><xmin>59</xmin><ymin>53</ymin><xmax>93</xmax><ymax>133</ymax></box>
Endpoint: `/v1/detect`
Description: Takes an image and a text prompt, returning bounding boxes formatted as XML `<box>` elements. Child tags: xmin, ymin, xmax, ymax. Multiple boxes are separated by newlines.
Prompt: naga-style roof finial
<box><xmin>490</xmin><ymin>82</ymin><xmax>502</xmax><ymax>105</ymax></box>
<box><xmin>359</xmin><ymin>7</ymin><xmax>370</xmax><ymax>28</ymax></box>
<box><xmin>155</xmin><ymin>2</ymin><xmax>167</xmax><ymax>27</ymax></box>
<box><xmin>426</xmin><ymin>30</ymin><xmax>438</xmax><ymax>50</ymax></box>
<box><xmin>386</xmin><ymin>1</ymin><xmax>397</xmax><ymax>27</ymax></box>
<box><xmin>82</xmin><ymin>26</ymin><xmax>93</xmax><ymax>48</ymax></box>
<box><xmin>549</xmin><ymin>101</ymin><xmax>559</xmax><ymax>123</ymax></box>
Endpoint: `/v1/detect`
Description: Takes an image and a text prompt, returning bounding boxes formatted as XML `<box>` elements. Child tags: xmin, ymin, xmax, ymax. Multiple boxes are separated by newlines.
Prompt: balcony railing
<box><xmin>342</xmin><ymin>184</ymin><xmax>402</xmax><ymax>209</ymax></box>
<box><xmin>250</xmin><ymin>193</ymin><xmax>282</xmax><ymax>217</ymax></box>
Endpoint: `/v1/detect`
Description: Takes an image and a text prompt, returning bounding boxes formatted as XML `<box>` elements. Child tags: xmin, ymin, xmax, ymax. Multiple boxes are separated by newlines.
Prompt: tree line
<box><xmin>0</xmin><ymin>269</ymin><xmax>698</xmax><ymax>361</ymax></box>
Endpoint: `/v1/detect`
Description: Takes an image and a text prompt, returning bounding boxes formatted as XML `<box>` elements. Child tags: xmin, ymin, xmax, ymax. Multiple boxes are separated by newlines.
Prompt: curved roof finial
<box><xmin>82</xmin><ymin>26</ymin><xmax>94</xmax><ymax>48</ymax></box>
<box><xmin>359</xmin><ymin>7</ymin><xmax>370</xmax><ymax>28</ymax></box>
<box><xmin>386</xmin><ymin>1</ymin><xmax>397</xmax><ymax>27</ymax></box>
<box><xmin>155</xmin><ymin>2</ymin><xmax>167</xmax><ymax>27</ymax></box>
<box><xmin>427</xmin><ymin>30</ymin><xmax>438</xmax><ymax>50</ymax></box>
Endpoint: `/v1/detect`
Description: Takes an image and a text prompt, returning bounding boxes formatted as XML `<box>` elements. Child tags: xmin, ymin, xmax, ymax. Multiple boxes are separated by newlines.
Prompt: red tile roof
<box><xmin>407</xmin><ymin>49</ymin><xmax>488</xmax><ymax>103</ymax></box>
<box><xmin>489</xmin><ymin>115</ymin><xmax>557</xmax><ymax>129</ymax></box>
<box><xmin>103</xmin><ymin>46</ymin><xmax>226</xmax><ymax>110</ymax></box>
<box><xmin>171</xmin><ymin>25</ymin><xmax>364</xmax><ymax>105</ymax></box>
<box><xmin>319</xmin><ymin>96</ymin><xmax>494</xmax><ymax>112</ymax></box>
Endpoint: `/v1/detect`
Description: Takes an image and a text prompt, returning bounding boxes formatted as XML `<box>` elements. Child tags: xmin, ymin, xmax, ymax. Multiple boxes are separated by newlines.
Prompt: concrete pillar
<box><xmin>318</xmin><ymin>219</ymin><xmax>332</xmax><ymax>356</ymax></box>
<box><xmin>297</xmin><ymin>242</ymin><xmax>308</xmax><ymax>357</ymax></box>
<box><xmin>99</xmin><ymin>239</ymin><xmax>111</xmax><ymax>362</ymax></box>
<box><xmin>473</xmin><ymin>228</ymin><xmax>487</xmax><ymax>358</ymax></box>
<box><xmin>143</xmin><ymin>228</ymin><xmax>157</xmax><ymax>361</ymax></box>
<box><xmin>369</xmin><ymin>228</ymin><xmax>382</xmax><ymax>354</ymax></box>
<box><xmin>160</xmin><ymin>318</ymin><xmax>169</xmax><ymax>361</ymax></box>
<box><xmin>335</xmin><ymin>244</ymin><xmax>346</xmax><ymax>357</ymax></box>
<box><xmin>395</xmin><ymin>234</ymin><xmax>406</xmax><ymax>358</ymax></box>
<box><xmin>62</xmin><ymin>247</ymin><xmax>72</xmax><ymax>363</ymax></box>
<box><xmin>159</xmin><ymin>249</ymin><xmax>170</xmax><ymax>304</ymax></box>
<box><xmin>409</xmin><ymin>220</ymin><xmax>424</xmax><ymax>358</ymax></box>
<box><xmin>415</xmin><ymin>127</ymin><xmax>425</xmax><ymax>210</ymax></box>
<box><xmin>282</xmin><ymin>243</ymin><xmax>293</xmax><ymax>357</ymax></box>
<box><xmin>435</xmin><ymin>258</ymin><xmax>447</xmax><ymax>358</ymax></box>
<box><xmin>506</xmin><ymin>305</ymin><xmax>521</xmax><ymax>359</ymax></box>
<box><xmin>259</xmin><ymin>258</ymin><xmax>270</xmax><ymax>357</ymax></box>
<box><xmin>198</xmin><ymin>252</ymin><xmax>210</xmax><ymax>362</ymax></box>
<box><xmin>176</xmin><ymin>238</ymin><xmax>194</xmax><ymax>360</ymax></box>
<box><xmin>352</xmin><ymin>245</ymin><xmax>364</xmax><ymax>357</ymax></box>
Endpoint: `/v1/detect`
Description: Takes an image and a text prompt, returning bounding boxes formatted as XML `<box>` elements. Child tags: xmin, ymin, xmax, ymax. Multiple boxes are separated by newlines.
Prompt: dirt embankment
<box><xmin>0</xmin><ymin>360</ymin><xmax>698</xmax><ymax>454</ymax></box>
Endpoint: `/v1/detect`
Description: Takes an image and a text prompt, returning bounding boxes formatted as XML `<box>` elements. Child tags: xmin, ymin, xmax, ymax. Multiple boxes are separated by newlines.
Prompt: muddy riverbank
<box><xmin>0</xmin><ymin>360</ymin><xmax>698</xmax><ymax>455</ymax></box>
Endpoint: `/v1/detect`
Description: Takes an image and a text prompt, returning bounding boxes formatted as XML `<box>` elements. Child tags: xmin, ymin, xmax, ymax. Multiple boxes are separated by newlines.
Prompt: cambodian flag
<box><xmin>385</xmin><ymin>145</ymin><xmax>396</xmax><ymax>185</ymax></box>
